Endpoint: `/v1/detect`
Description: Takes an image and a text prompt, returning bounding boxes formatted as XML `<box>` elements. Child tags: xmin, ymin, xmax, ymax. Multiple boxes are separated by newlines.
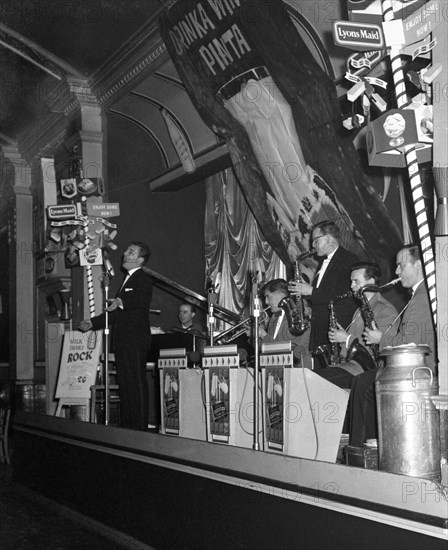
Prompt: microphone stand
<box><xmin>252</xmin><ymin>283</ymin><xmax>260</xmax><ymax>450</ymax></box>
<box><xmin>103</xmin><ymin>271</ymin><xmax>111</xmax><ymax>426</ymax></box>
<box><xmin>207</xmin><ymin>288</ymin><xmax>218</xmax><ymax>347</ymax></box>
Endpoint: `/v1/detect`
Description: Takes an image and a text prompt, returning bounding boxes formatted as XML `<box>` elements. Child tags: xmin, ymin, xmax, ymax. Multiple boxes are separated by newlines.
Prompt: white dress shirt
<box><xmin>316</xmin><ymin>247</ymin><xmax>338</xmax><ymax>288</ymax></box>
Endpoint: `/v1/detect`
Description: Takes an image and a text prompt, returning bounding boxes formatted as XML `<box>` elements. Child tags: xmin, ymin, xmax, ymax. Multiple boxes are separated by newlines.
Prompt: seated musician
<box><xmin>258</xmin><ymin>278</ymin><xmax>312</xmax><ymax>369</ymax></box>
<box><xmin>176</xmin><ymin>302</ymin><xmax>206</xmax><ymax>357</ymax></box>
<box><xmin>308</xmin><ymin>262</ymin><xmax>398</xmax><ymax>388</ymax></box>
<box><xmin>349</xmin><ymin>245</ymin><xmax>436</xmax><ymax>446</ymax></box>
<box><xmin>177</xmin><ymin>303</ymin><xmax>206</xmax><ymax>338</ymax></box>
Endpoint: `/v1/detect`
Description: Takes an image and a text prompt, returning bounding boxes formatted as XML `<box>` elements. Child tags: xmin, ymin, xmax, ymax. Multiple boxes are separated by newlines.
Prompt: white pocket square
<box><xmin>125</xmin><ymin>288</ymin><xmax>133</xmax><ymax>292</ymax></box>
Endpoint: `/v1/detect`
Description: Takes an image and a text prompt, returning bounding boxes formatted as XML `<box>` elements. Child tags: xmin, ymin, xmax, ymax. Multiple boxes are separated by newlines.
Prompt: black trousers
<box><xmin>312</xmin><ymin>366</ymin><xmax>354</xmax><ymax>389</ymax></box>
<box><xmin>348</xmin><ymin>369</ymin><xmax>378</xmax><ymax>446</ymax></box>
<box><xmin>114</xmin><ymin>341</ymin><xmax>149</xmax><ymax>431</ymax></box>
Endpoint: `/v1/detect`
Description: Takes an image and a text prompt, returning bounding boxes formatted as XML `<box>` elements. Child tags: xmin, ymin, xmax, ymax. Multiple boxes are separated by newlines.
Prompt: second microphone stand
<box><xmin>252</xmin><ymin>285</ymin><xmax>261</xmax><ymax>450</ymax></box>
<box><xmin>207</xmin><ymin>288</ymin><xmax>218</xmax><ymax>346</ymax></box>
<box><xmin>102</xmin><ymin>272</ymin><xmax>111</xmax><ymax>426</ymax></box>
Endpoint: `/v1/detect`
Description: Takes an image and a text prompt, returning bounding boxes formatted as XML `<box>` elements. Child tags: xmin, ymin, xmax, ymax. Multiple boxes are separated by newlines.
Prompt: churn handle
<box><xmin>411</xmin><ymin>367</ymin><xmax>433</xmax><ymax>387</ymax></box>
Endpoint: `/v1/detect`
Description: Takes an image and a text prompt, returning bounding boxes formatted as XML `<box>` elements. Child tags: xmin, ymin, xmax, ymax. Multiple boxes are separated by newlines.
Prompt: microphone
<box><xmin>104</xmin><ymin>258</ymin><xmax>115</xmax><ymax>276</ymax></box>
<box><xmin>208</xmin><ymin>287</ymin><xmax>218</xmax><ymax>305</ymax></box>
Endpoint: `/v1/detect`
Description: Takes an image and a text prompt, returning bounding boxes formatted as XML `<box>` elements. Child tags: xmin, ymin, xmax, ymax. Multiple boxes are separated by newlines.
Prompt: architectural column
<box><xmin>47</xmin><ymin>77</ymin><xmax>104</xmax><ymax>325</ymax></box>
<box><xmin>1</xmin><ymin>146</ymin><xmax>34</xmax><ymax>381</ymax></box>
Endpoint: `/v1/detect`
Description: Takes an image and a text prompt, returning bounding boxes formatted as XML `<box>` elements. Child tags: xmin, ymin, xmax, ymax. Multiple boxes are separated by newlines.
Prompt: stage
<box><xmin>12</xmin><ymin>411</ymin><xmax>448</xmax><ymax>550</ymax></box>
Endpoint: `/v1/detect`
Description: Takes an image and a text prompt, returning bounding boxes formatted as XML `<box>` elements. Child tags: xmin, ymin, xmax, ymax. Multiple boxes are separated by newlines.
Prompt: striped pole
<box><xmin>80</xmin><ymin>196</ymin><xmax>96</xmax><ymax>318</ymax></box>
<box><xmin>381</xmin><ymin>0</ymin><xmax>437</xmax><ymax>326</ymax></box>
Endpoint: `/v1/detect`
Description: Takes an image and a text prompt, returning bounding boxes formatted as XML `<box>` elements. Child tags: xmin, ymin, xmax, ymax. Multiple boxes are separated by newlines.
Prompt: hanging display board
<box><xmin>55</xmin><ymin>331</ymin><xmax>101</xmax><ymax>399</ymax></box>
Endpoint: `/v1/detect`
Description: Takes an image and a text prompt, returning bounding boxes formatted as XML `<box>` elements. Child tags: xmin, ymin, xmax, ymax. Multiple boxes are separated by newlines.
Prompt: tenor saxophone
<box><xmin>346</xmin><ymin>278</ymin><xmax>401</xmax><ymax>370</ymax></box>
<box><xmin>278</xmin><ymin>259</ymin><xmax>310</xmax><ymax>336</ymax></box>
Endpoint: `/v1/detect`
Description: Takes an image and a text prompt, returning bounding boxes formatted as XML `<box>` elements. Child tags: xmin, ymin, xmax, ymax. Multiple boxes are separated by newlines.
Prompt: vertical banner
<box><xmin>265</xmin><ymin>367</ymin><xmax>284</xmax><ymax>450</ymax></box>
<box><xmin>209</xmin><ymin>367</ymin><xmax>230</xmax><ymax>439</ymax></box>
<box><xmin>162</xmin><ymin>367</ymin><xmax>180</xmax><ymax>434</ymax></box>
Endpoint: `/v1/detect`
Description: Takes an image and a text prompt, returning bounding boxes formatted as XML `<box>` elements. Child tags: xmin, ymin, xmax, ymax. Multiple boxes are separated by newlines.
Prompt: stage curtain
<box><xmin>205</xmin><ymin>168</ymin><xmax>284</xmax><ymax>325</ymax></box>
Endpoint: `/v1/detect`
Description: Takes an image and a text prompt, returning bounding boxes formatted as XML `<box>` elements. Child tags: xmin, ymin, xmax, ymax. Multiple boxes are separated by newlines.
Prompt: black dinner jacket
<box><xmin>309</xmin><ymin>246</ymin><xmax>358</xmax><ymax>350</ymax></box>
<box><xmin>91</xmin><ymin>268</ymin><xmax>153</xmax><ymax>347</ymax></box>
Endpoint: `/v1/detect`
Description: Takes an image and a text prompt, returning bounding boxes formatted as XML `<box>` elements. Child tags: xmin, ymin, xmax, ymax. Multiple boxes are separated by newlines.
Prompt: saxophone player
<box><xmin>288</xmin><ymin>221</ymin><xmax>359</xmax><ymax>368</ymax></box>
<box><xmin>253</xmin><ymin>279</ymin><xmax>312</xmax><ymax>369</ymax></box>
<box><xmin>311</xmin><ymin>262</ymin><xmax>398</xmax><ymax>389</ymax></box>
<box><xmin>349</xmin><ymin>245</ymin><xmax>436</xmax><ymax>446</ymax></box>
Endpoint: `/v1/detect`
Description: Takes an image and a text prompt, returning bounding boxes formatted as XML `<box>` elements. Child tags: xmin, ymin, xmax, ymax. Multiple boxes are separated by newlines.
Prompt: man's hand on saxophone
<box><xmin>328</xmin><ymin>322</ymin><xmax>349</xmax><ymax>344</ymax></box>
<box><xmin>288</xmin><ymin>281</ymin><xmax>313</xmax><ymax>317</ymax></box>
<box><xmin>363</xmin><ymin>320</ymin><xmax>382</xmax><ymax>345</ymax></box>
<box><xmin>288</xmin><ymin>280</ymin><xmax>313</xmax><ymax>297</ymax></box>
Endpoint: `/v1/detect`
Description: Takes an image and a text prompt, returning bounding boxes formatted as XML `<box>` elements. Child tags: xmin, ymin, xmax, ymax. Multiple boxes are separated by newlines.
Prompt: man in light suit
<box><xmin>79</xmin><ymin>241</ymin><xmax>153</xmax><ymax>431</ymax></box>
<box><xmin>311</xmin><ymin>262</ymin><xmax>398</xmax><ymax>388</ymax></box>
<box><xmin>289</xmin><ymin>220</ymin><xmax>359</xmax><ymax>366</ymax></box>
<box><xmin>349</xmin><ymin>244</ymin><xmax>437</xmax><ymax>446</ymax></box>
<box><xmin>260</xmin><ymin>278</ymin><xmax>312</xmax><ymax>368</ymax></box>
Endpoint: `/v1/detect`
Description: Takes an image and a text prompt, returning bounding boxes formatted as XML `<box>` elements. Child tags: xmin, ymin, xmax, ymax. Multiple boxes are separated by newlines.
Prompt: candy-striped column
<box><xmin>80</xmin><ymin>196</ymin><xmax>96</xmax><ymax>317</ymax></box>
<box><xmin>381</xmin><ymin>0</ymin><xmax>437</xmax><ymax>326</ymax></box>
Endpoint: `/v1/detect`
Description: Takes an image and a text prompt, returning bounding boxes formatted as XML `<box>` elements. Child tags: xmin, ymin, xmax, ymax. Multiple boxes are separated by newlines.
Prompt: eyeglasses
<box><xmin>312</xmin><ymin>235</ymin><xmax>325</xmax><ymax>244</ymax></box>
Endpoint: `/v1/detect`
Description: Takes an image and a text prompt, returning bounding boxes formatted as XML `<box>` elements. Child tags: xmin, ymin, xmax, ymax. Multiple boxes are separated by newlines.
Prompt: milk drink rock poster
<box><xmin>55</xmin><ymin>331</ymin><xmax>101</xmax><ymax>399</ymax></box>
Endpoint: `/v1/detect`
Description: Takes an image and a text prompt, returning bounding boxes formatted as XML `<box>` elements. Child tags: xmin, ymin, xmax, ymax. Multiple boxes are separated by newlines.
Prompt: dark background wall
<box><xmin>0</xmin><ymin>226</ymin><xmax>9</xmax><ymax>362</ymax></box>
<box><xmin>106</xmin><ymin>114</ymin><xmax>207</xmax><ymax>331</ymax></box>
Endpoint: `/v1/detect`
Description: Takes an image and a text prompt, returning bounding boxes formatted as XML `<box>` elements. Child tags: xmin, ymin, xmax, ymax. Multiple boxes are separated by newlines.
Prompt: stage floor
<box><xmin>11</xmin><ymin>412</ymin><xmax>448</xmax><ymax>549</ymax></box>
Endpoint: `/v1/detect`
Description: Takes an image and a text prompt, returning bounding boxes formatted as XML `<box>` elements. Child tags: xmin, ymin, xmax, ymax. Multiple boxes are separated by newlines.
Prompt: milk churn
<box><xmin>376</xmin><ymin>345</ymin><xmax>440</xmax><ymax>480</ymax></box>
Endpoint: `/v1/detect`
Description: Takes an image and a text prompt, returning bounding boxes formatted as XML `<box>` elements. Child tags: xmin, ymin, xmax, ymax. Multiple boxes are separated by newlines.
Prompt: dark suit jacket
<box><xmin>309</xmin><ymin>246</ymin><xmax>358</xmax><ymax>351</ymax></box>
<box><xmin>182</xmin><ymin>323</ymin><xmax>206</xmax><ymax>338</ymax></box>
<box><xmin>91</xmin><ymin>268</ymin><xmax>153</xmax><ymax>348</ymax></box>
<box><xmin>380</xmin><ymin>281</ymin><xmax>436</xmax><ymax>371</ymax></box>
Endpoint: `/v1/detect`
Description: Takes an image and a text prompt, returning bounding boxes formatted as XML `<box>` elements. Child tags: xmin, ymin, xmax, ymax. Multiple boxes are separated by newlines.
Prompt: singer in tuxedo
<box><xmin>289</xmin><ymin>221</ymin><xmax>358</xmax><ymax>364</ymax></box>
<box><xmin>349</xmin><ymin>245</ymin><xmax>436</xmax><ymax>446</ymax></box>
<box><xmin>79</xmin><ymin>241</ymin><xmax>152</xmax><ymax>431</ymax></box>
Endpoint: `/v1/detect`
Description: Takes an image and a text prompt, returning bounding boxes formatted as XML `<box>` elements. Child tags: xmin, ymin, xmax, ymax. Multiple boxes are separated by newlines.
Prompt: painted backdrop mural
<box><xmin>159</xmin><ymin>0</ymin><xmax>402</xmax><ymax>279</ymax></box>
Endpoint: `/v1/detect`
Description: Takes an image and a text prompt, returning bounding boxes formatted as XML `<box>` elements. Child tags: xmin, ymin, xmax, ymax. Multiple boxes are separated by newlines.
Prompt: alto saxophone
<box><xmin>314</xmin><ymin>290</ymin><xmax>352</xmax><ymax>366</ymax></box>
<box><xmin>345</xmin><ymin>292</ymin><xmax>378</xmax><ymax>371</ymax></box>
<box><xmin>279</xmin><ymin>259</ymin><xmax>310</xmax><ymax>336</ymax></box>
<box><xmin>346</xmin><ymin>277</ymin><xmax>401</xmax><ymax>370</ymax></box>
